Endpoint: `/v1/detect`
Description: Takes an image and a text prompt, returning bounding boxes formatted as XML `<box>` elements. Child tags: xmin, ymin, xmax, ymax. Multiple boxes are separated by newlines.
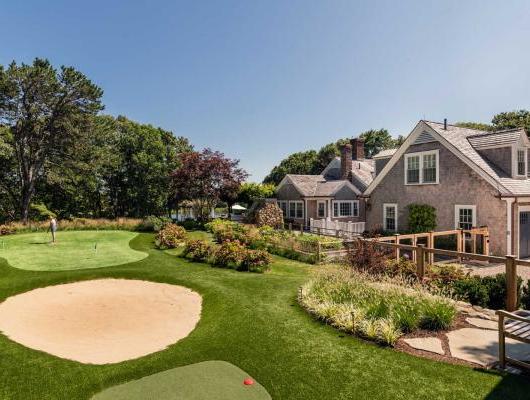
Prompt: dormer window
<box><xmin>517</xmin><ymin>149</ymin><xmax>527</xmax><ymax>176</ymax></box>
<box><xmin>405</xmin><ymin>150</ymin><xmax>439</xmax><ymax>185</ymax></box>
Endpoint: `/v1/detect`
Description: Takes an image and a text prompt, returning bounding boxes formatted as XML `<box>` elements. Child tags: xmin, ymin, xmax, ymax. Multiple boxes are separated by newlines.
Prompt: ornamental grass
<box><xmin>299</xmin><ymin>268</ymin><xmax>456</xmax><ymax>346</ymax></box>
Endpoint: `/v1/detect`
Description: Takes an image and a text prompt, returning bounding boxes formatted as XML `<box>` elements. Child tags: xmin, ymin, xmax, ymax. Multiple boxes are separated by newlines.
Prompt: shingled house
<box><xmin>365</xmin><ymin>120</ymin><xmax>530</xmax><ymax>257</ymax></box>
<box><xmin>275</xmin><ymin>139</ymin><xmax>374</xmax><ymax>227</ymax></box>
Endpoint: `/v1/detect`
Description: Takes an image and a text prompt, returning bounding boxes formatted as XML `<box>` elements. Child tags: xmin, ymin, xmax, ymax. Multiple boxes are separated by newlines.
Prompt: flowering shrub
<box><xmin>344</xmin><ymin>238</ymin><xmax>392</xmax><ymax>275</ymax></box>
<box><xmin>240</xmin><ymin>249</ymin><xmax>272</xmax><ymax>273</ymax></box>
<box><xmin>155</xmin><ymin>224</ymin><xmax>187</xmax><ymax>249</ymax></box>
<box><xmin>254</xmin><ymin>202</ymin><xmax>284</xmax><ymax>228</ymax></box>
<box><xmin>206</xmin><ymin>219</ymin><xmax>341</xmax><ymax>264</ymax></box>
<box><xmin>182</xmin><ymin>239</ymin><xmax>212</xmax><ymax>262</ymax></box>
<box><xmin>212</xmin><ymin>240</ymin><xmax>246</xmax><ymax>268</ymax></box>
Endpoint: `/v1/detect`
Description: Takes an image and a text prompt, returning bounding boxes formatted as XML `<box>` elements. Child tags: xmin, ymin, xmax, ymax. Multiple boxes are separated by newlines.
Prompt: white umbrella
<box><xmin>232</xmin><ymin>204</ymin><xmax>247</xmax><ymax>211</ymax></box>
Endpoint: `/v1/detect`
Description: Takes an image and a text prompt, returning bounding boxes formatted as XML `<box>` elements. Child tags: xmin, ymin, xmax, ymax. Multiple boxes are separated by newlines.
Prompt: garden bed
<box><xmin>299</xmin><ymin>268</ymin><xmax>457</xmax><ymax>346</ymax></box>
<box><xmin>204</xmin><ymin>219</ymin><xmax>343</xmax><ymax>264</ymax></box>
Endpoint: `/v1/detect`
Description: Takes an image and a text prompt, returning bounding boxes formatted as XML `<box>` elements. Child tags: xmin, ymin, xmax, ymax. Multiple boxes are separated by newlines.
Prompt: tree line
<box><xmin>263</xmin><ymin>129</ymin><xmax>404</xmax><ymax>185</ymax></box>
<box><xmin>0</xmin><ymin>58</ymin><xmax>245</xmax><ymax>223</ymax></box>
<box><xmin>263</xmin><ymin>112</ymin><xmax>530</xmax><ymax>186</ymax></box>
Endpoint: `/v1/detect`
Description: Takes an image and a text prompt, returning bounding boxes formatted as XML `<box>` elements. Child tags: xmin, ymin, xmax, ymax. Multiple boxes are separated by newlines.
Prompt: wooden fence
<box><xmin>343</xmin><ymin>238</ymin><xmax>526</xmax><ymax>312</ymax></box>
<box><xmin>372</xmin><ymin>227</ymin><xmax>490</xmax><ymax>264</ymax></box>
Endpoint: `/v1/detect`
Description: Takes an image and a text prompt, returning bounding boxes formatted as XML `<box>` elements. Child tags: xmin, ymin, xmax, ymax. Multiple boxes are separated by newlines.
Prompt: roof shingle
<box><xmin>424</xmin><ymin>121</ymin><xmax>530</xmax><ymax>196</ymax></box>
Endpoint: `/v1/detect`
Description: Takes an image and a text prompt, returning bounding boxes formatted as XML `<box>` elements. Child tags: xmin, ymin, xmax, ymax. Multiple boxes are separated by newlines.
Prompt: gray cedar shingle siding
<box><xmin>478</xmin><ymin>147</ymin><xmax>512</xmax><ymax>176</ymax></box>
<box><xmin>426</xmin><ymin>122</ymin><xmax>530</xmax><ymax>195</ymax></box>
<box><xmin>276</xmin><ymin>182</ymin><xmax>302</xmax><ymax>200</ymax></box>
<box><xmin>375</xmin><ymin>158</ymin><xmax>390</xmax><ymax>176</ymax></box>
<box><xmin>366</xmin><ymin>141</ymin><xmax>507</xmax><ymax>255</ymax></box>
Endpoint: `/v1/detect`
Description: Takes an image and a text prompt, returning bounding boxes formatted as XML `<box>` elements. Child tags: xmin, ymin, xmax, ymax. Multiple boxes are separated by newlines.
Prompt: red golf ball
<box><xmin>244</xmin><ymin>378</ymin><xmax>254</xmax><ymax>386</ymax></box>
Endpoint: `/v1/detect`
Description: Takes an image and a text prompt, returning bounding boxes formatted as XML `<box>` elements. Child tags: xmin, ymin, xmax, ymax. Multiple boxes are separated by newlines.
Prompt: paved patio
<box><xmin>402</xmin><ymin>307</ymin><xmax>530</xmax><ymax>369</ymax></box>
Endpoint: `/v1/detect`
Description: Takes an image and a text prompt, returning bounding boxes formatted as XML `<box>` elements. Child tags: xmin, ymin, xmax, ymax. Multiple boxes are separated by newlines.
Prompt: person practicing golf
<box><xmin>48</xmin><ymin>216</ymin><xmax>58</xmax><ymax>244</ymax></box>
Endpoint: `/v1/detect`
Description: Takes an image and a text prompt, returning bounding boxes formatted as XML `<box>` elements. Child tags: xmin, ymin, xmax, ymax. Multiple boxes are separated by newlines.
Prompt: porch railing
<box><xmin>309</xmin><ymin>218</ymin><xmax>365</xmax><ymax>238</ymax></box>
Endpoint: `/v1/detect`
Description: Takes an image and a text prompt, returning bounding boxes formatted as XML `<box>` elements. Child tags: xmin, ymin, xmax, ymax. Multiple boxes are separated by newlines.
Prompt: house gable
<box><xmin>276</xmin><ymin>176</ymin><xmax>303</xmax><ymax>200</ymax></box>
<box><xmin>364</xmin><ymin>121</ymin><xmax>506</xmax><ymax>196</ymax></box>
<box><xmin>333</xmin><ymin>184</ymin><xmax>359</xmax><ymax>200</ymax></box>
<box><xmin>365</xmin><ymin>140</ymin><xmax>507</xmax><ymax>254</ymax></box>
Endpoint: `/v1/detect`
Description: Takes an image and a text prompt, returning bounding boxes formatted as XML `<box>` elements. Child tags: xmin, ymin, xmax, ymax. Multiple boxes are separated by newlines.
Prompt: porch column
<box><xmin>304</xmin><ymin>199</ymin><xmax>308</xmax><ymax>228</ymax></box>
<box><xmin>327</xmin><ymin>199</ymin><xmax>332</xmax><ymax>221</ymax></box>
<box><xmin>503</xmin><ymin>198</ymin><xmax>515</xmax><ymax>255</ymax></box>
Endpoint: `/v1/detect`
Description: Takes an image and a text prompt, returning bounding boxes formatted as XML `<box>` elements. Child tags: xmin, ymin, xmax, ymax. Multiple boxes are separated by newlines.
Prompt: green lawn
<box><xmin>91</xmin><ymin>361</ymin><xmax>271</xmax><ymax>400</ymax></box>
<box><xmin>0</xmin><ymin>231</ymin><xmax>147</xmax><ymax>271</ymax></box>
<box><xmin>0</xmin><ymin>232</ymin><xmax>528</xmax><ymax>399</ymax></box>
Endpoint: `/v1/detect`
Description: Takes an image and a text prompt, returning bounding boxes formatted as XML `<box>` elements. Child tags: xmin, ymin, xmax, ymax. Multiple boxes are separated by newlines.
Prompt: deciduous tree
<box><xmin>0</xmin><ymin>58</ymin><xmax>103</xmax><ymax>222</ymax></box>
<box><xmin>171</xmin><ymin>149</ymin><xmax>247</xmax><ymax>221</ymax></box>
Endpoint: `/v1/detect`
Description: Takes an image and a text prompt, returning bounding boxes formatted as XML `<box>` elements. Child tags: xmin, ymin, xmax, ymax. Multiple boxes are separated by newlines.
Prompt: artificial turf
<box><xmin>0</xmin><ymin>231</ymin><xmax>147</xmax><ymax>271</ymax></box>
<box><xmin>91</xmin><ymin>361</ymin><xmax>271</xmax><ymax>400</ymax></box>
<box><xmin>0</xmin><ymin>231</ymin><xmax>529</xmax><ymax>399</ymax></box>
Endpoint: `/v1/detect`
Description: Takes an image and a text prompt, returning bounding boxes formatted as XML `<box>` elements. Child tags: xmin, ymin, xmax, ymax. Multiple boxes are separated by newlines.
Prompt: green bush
<box><xmin>452</xmin><ymin>277</ymin><xmax>489</xmax><ymax>307</ymax></box>
<box><xmin>434</xmin><ymin>235</ymin><xmax>457</xmax><ymax>251</ymax></box>
<box><xmin>137</xmin><ymin>216</ymin><xmax>172</xmax><ymax>232</ymax></box>
<box><xmin>428</xmin><ymin>263</ymin><xmax>467</xmax><ymax>286</ymax></box>
<box><xmin>266</xmin><ymin>245</ymin><xmax>318</xmax><ymax>264</ymax></box>
<box><xmin>178</xmin><ymin>219</ymin><xmax>204</xmax><ymax>231</ymax></box>
<box><xmin>155</xmin><ymin>224</ymin><xmax>187</xmax><ymax>249</ymax></box>
<box><xmin>521</xmin><ymin>280</ymin><xmax>530</xmax><ymax>310</ymax></box>
<box><xmin>206</xmin><ymin>219</ymin><xmax>252</xmax><ymax>244</ymax></box>
<box><xmin>452</xmin><ymin>273</ymin><xmax>522</xmax><ymax>310</ymax></box>
<box><xmin>212</xmin><ymin>240</ymin><xmax>246</xmax><ymax>268</ymax></box>
<box><xmin>407</xmin><ymin>204</ymin><xmax>436</xmax><ymax>233</ymax></box>
<box><xmin>419</xmin><ymin>299</ymin><xmax>456</xmax><ymax>330</ymax></box>
<box><xmin>240</xmin><ymin>249</ymin><xmax>272</xmax><ymax>273</ymax></box>
<box><xmin>182</xmin><ymin>239</ymin><xmax>212</xmax><ymax>262</ymax></box>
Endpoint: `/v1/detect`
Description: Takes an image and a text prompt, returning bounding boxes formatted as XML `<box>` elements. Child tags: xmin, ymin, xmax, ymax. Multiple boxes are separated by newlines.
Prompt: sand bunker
<box><xmin>0</xmin><ymin>279</ymin><xmax>202</xmax><ymax>364</ymax></box>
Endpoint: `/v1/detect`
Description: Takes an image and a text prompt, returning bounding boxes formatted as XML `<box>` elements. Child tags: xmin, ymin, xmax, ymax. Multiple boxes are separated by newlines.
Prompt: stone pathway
<box><xmin>403</xmin><ymin>337</ymin><xmax>444</xmax><ymax>355</ymax></box>
<box><xmin>401</xmin><ymin>307</ymin><xmax>530</xmax><ymax>369</ymax></box>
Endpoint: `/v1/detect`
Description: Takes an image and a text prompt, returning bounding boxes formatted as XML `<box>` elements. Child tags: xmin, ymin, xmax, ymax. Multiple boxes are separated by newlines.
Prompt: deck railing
<box><xmin>343</xmin><ymin>238</ymin><xmax>525</xmax><ymax>312</ymax></box>
<box><xmin>309</xmin><ymin>218</ymin><xmax>365</xmax><ymax>238</ymax></box>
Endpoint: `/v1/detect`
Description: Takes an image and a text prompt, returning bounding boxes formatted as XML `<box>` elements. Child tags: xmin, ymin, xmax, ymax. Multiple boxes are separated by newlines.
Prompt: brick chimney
<box><xmin>351</xmin><ymin>138</ymin><xmax>365</xmax><ymax>160</ymax></box>
<box><xmin>340</xmin><ymin>144</ymin><xmax>352</xmax><ymax>180</ymax></box>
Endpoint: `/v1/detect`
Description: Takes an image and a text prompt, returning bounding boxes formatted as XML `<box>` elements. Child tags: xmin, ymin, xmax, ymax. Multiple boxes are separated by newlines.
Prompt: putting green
<box><xmin>0</xmin><ymin>231</ymin><xmax>147</xmax><ymax>271</ymax></box>
<box><xmin>91</xmin><ymin>361</ymin><xmax>271</xmax><ymax>400</ymax></box>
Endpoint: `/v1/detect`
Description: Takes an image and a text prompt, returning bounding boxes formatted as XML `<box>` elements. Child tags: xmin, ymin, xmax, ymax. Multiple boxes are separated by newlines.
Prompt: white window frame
<box><xmin>317</xmin><ymin>201</ymin><xmax>326</xmax><ymax>218</ymax></box>
<box><xmin>288</xmin><ymin>201</ymin><xmax>304</xmax><ymax>219</ymax></box>
<box><xmin>516</xmin><ymin>148</ymin><xmax>527</xmax><ymax>177</ymax></box>
<box><xmin>332</xmin><ymin>200</ymin><xmax>359</xmax><ymax>218</ymax></box>
<box><xmin>454</xmin><ymin>205</ymin><xmax>477</xmax><ymax>230</ymax></box>
<box><xmin>404</xmin><ymin>149</ymin><xmax>439</xmax><ymax>185</ymax></box>
<box><xmin>383</xmin><ymin>203</ymin><xmax>398</xmax><ymax>232</ymax></box>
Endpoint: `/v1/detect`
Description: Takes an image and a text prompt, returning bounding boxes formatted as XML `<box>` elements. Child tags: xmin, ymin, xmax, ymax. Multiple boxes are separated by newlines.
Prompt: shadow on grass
<box><xmin>482</xmin><ymin>369</ymin><xmax>530</xmax><ymax>399</ymax></box>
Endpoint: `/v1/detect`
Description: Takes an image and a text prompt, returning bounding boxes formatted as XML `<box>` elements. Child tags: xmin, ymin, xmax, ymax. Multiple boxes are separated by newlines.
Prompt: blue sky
<box><xmin>2</xmin><ymin>1</ymin><xmax>530</xmax><ymax>181</ymax></box>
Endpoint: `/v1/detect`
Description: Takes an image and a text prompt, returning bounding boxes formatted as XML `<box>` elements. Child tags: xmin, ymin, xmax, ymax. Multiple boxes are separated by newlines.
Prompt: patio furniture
<box><xmin>496</xmin><ymin>310</ymin><xmax>530</xmax><ymax>369</ymax></box>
